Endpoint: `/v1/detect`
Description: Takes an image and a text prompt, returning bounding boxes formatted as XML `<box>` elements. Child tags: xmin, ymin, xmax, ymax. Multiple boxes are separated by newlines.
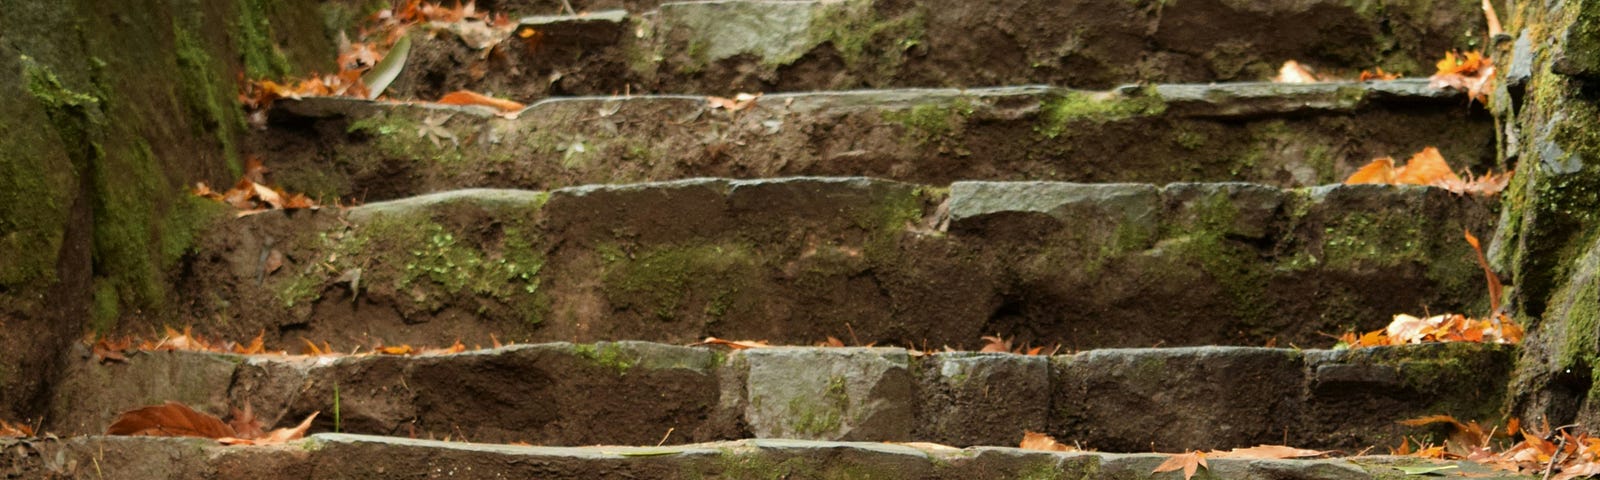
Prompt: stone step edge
<box><xmin>278</xmin><ymin>79</ymin><xmax>1469</xmax><ymax>120</ymax></box>
<box><xmin>30</xmin><ymin>434</ymin><xmax>1526</xmax><ymax>480</ymax></box>
<box><xmin>51</xmin><ymin>340</ymin><xmax>1511</xmax><ymax>450</ymax></box>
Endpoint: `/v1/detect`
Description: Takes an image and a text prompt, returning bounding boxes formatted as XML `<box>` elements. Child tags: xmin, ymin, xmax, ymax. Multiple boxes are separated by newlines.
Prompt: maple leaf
<box><xmin>1019</xmin><ymin>431</ymin><xmax>1077</xmax><ymax>452</ymax></box>
<box><xmin>1394</xmin><ymin>147</ymin><xmax>1461</xmax><ymax>186</ymax></box>
<box><xmin>436</xmin><ymin>90</ymin><xmax>525</xmax><ymax>114</ymax></box>
<box><xmin>692</xmin><ymin>337</ymin><xmax>771</xmax><ymax>350</ymax></box>
<box><xmin>107</xmin><ymin>402</ymin><xmax>236</xmax><ymax>438</ymax></box>
<box><xmin>1429</xmin><ymin>51</ymin><xmax>1495</xmax><ymax>103</ymax></box>
<box><xmin>1153</xmin><ymin>451</ymin><xmax>1208</xmax><ymax>480</ymax></box>
<box><xmin>1344</xmin><ymin>157</ymin><xmax>1396</xmax><ymax>185</ymax></box>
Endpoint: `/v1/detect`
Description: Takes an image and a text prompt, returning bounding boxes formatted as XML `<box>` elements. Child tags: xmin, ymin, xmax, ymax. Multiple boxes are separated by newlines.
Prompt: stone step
<box><xmin>177</xmin><ymin>178</ymin><xmax>1496</xmax><ymax>351</ymax></box>
<box><xmin>9</xmin><ymin>435</ymin><xmax>1531</xmax><ymax>480</ymax></box>
<box><xmin>376</xmin><ymin>0</ymin><xmax>1485</xmax><ymax>101</ymax></box>
<box><xmin>49</xmin><ymin>342</ymin><xmax>1509</xmax><ymax>451</ymax></box>
<box><xmin>254</xmin><ymin>81</ymin><xmax>1492</xmax><ymax>202</ymax></box>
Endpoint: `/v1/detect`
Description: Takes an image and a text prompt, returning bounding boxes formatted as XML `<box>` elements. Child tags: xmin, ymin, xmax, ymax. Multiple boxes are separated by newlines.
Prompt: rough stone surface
<box><xmin>174</xmin><ymin>179</ymin><xmax>1498</xmax><ymax>352</ymax></box>
<box><xmin>1052</xmin><ymin>347</ymin><xmax>1305</xmax><ymax>451</ymax></box>
<box><xmin>6</xmin><ymin>435</ymin><xmax>1536</xmax><ymax>479</ymax></box>
<box><xmin>915</xmin><ymin>352</ymin><xmax>1049</xmax><ymax>447</ymax></box>
<box><xmin>253</xmin><ymin>82</ymin><xmax>1494</xmax><ymax>203</ymax></box>
<box><xmin>740</xmin><ymin>347</ymin><xmax>916</xmax><ymax>441</ymax></box>
<box><xmin>45</xmin><ymin>343</ymin><xmax>1511</xmax><ymax>451</ymax></box>
<box><xmin>48</xmin><ymin>351</ymin><xmax>241</xmax><ymax>436</ymax></box>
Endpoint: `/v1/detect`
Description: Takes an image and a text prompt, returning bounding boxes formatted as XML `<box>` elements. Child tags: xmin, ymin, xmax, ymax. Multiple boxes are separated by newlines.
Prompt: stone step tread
<box><xmin>179</xmin><ymin>177</ymin><xmax>1497</xmax><ymax>354</ymax></box>
<box><xmin>21</xmin><ymin>432</ymin><xmax>1530</xmax><ymax>479</ymax></box>
<box><xmin>375</xmin><ymin>0</ymin><xmax>1484</xmax><ymax>100</ymax></box>
<box><xmin>258</xmin><ymin>80</ymin><xmax>1492</xmax><ymax>201</ymax></box>
<box><xmin>51</xmin><ymin>341</ymin><xmax>1511</xmax><ymax>452</ymax></box>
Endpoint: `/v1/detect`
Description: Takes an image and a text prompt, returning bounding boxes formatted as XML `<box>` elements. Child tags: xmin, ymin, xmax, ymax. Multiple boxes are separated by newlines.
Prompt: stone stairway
<box><xmin>13</xmin><ymin>0</ymin><xmax>1533</xmax><ymax>478</ymax></box>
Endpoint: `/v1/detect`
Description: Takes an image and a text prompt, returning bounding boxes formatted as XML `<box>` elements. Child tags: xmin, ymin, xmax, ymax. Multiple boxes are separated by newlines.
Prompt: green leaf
<box><xmin>362</xmin><ymin>35</ymin><xmax>411</xmax><ymax>100</ymax></box>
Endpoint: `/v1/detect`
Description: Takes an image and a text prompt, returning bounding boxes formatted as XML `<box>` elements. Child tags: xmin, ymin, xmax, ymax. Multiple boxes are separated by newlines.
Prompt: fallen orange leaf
<box><xmin>1154</xmin><ymin>451</ymin><xmax>1208</xmax><ymax>480</ymax></box>
<box><xmin>436</xmin><ymin>90</ymin><xmax>525</xmax><ymax>113</ymax></box>
<box><xmin>0</xmin><ymin>419</ymin><xmax>33</xmax><ymax>438</ymax></box>
<box><xmin>692</xmin><ymin>337</ymin><xmax>772</xmax><ymax>350</ymax></box>
<box><xmin>107</xmin><ymin>402</ymin><xmax>236</xmax><ymax>438</ymax></box>
<box><xmin>1019</xmin><ymin>431</ymin><xmax>1077</xmax><ymax>452</ymax></box>
<box><xmin>1210</xmin><ymin>445</ymin><xmax>1330</xmax><ymax>459</ymax></box>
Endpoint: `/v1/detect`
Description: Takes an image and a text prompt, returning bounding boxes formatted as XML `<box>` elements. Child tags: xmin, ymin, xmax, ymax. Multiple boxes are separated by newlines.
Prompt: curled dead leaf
<box><xmin>107</xmin><ymin>402</ymin><xmax>235</xmax><ymax>438</ymax></box>
<box><xmin>691</xmin><ymin>337</ymin><xmax>771</xmax><ymax>350</ymax></box>
<box><xmin>1020</xmin><ymin>431</ymin><xmax>1077</xmax><ymax>452</ymax></box>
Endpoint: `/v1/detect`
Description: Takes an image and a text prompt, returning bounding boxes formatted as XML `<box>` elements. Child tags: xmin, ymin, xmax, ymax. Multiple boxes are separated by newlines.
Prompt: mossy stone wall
<box><xmin>0</xmin><ymin>0</ymin><xmax>334</xmax><ymax>419</ymax></box>
<box><xmin>1497</xmin><ymin>0</ymin><xmax>1600</xmax><ymax>427</ymax></box>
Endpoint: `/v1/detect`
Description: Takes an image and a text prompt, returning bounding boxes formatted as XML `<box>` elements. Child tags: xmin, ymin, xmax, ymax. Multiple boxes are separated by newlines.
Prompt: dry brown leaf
<box><xmin>436</xmin><ymin>90</ymin><xmax>525</xmax><ymax>113</ymax></box>
<box><xmin>1153</xmin><ymin>451</ymin><xmax>1208</xmax><ymax>480</ymax></box>
<box><xmin>92</xmin><ymin>337</ymin><xmax>132</xmax><ymax>364</ymax></box>
<box><xmin>107</xmin><ymin>402</ymin><xmax>236</xmax><ymax>438</ymax></box>
<box><xmin>979</xmin><ymin>335</ymin><xmax>1012</xmax><ymax>353</ymax></box>
<box><xmin>0</xmin><ymin>419</ymin><xmax>33</xmax><ymax>438</ymax></box>
<box><xmin>220</xmin><ymin>412</ymin><xmax>319</xmax><ymax>446</ymax></box>
<box><xmin>692</xmin><ymin>337</ymin><xmax>771</xmax><ymax>350</ymax></box>
<box><xmin>1360</xmin><ymin>68</ymin><xmax>1401</xmax><ymax>81</ymax></box>
<box><xmin>264</xmin><ymin>249</ymin><xmax>285</xmax><ymax>275</ymax></box>
<box><xmin>820</xmin><ymin>336</ymin><xmax>846</xmax><ymax>347</ymax></box>
<box><xmin>232</xmin><ymin>332</ymin><xmax>267</xmax><ymax>355</ymax></box>
<box><xmin>1344</xmin><ymin>157</ymin><xmax>1396</xmax><ymax>185</ymax></box>
<box><xmin>228</xmin><ymin>404</ymin><xmax>265</xmax><ymax>440</ymax></box>
<box><xmin>1464</xmin><ymin>229</ymin><xmax>1502</xmax><ymax>314</ymax></box>
<box><xmin>1020</xmin><ymin>431</ymin><xmax>1077</xmax><ymax>452</ymax></box>
<box><xmin>1395</xmin><ymin>147</ymin><xmax>1461</xmax><ymax>186</ymax></box>
<box><xmin>707</xmin><ymin>93</ymin><xmax>761</xmax><ymax>112</ymax></box>
<box><xmin>377</xmin><ymin>345</ymin><xmax>415</xmax><ymax>355</ymax></box>
<box><xmin>1429</xmin><ymin>51</ymin><xmax>1495</xmax><ymax>103</ymax></box>
<box><xmin>1210</xmin><ymin>445</ymin><xmax>1330</xmax><ymax>459</ymax></box>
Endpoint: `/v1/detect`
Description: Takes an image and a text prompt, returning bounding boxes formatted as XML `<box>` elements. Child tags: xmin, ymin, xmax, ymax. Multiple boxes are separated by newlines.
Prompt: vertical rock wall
<box><xmin>1497</xmin><ymin>0</ymin><xmax>1600</xmax><ymax>426</ymax></box>
<box><xmin>0</xmin><ymin>0</ymin><xmax>335</xmax><ymax>419</ymax></box>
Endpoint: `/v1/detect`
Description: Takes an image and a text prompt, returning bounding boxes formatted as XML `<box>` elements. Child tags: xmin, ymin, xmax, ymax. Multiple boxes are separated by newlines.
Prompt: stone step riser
<box><xmin>10</xmin><ymin>435</ymin><xmax>1530</xmax><ymax>480</ymax></box>
<box><xmin>50</xmin><ymin>342</ymin><xmax>1510</xmax><ymax>451</ymax></box>
<box><xmin>179</xmin><ymin>178</ymin><xmax>1496</xmax><ymax>351</ymax></box>
<box><xmin>378</xmin><ymin>0</ymin><xmax>1484</xmax><ymax>101</ymax></box>
<box><xmin>257</xmin><ymin>82</ymin><xmax>1492</xmax><ymax>202</ymax></box>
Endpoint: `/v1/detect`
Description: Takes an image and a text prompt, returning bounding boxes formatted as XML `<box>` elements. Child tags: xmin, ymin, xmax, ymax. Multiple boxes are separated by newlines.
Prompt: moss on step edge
<box><xmin>274</xmin><ymin>204</ymin><xmax>549</xmax><ymax>329</ymax></box>
<box><xmin>600</xmin><ymin>242</ymin><xmax>761</xmax><ymax>322</ymax></box>
<box><xmin>1035</xmin><ymin>87</ymin><xmax>1167</xmax><ymax>139</ymax></box>
<box><xmin>882</xmin><ymin>97</ymin><xmax>976</xmax><ymax>146</ymax></box>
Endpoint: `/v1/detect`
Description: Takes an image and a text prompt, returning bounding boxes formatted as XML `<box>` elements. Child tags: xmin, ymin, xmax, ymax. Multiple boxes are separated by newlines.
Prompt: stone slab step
<box><xmin>49</xmin><ymin>342</ymin><xmax>1509</xmax><ymax>451</ymax></box>
<box><xmin>254</xmin><ymin>81</ymin><xmax>1492</xmax><ymax>202</ymax></box>
<box><xmin>377</xmin><ymin>0</ymin><xmax>1485</xmax><ymax>101</ymax></box>
<box><xmin>177</xmin><ymin>178</ymin><xmax>1497</xmax><ymax>351</ymax></box>
<box><xmin>6</xmin><ymin>435</ymin><xmax>1531</xmax><ymax>480</ymax></box>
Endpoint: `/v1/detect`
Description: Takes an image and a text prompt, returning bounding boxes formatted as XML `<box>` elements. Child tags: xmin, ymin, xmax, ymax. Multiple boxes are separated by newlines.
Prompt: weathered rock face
<box><xmin>251</xmin><ymin>82</ymin><xmax>1493</xmax><ymax>202</ymax></box>
<box><xmin>0</xmin><ymin>0</ymin><xmax>335</xmax><ymax>419</ymax></box>
<box><xmin>1497</xmin><ymin>0</ymin><xmax>1600</xmax><ymax>428</ymax></box>
<box><xmin>173</xmin><ymin>178</ymin><xmax>1497</xmax><ymax>351</ymax></box>
<box><xmin>46</xmin><ymin>341</ymin><xmax>1511</xmax><ymax>450</ymax></box>
<box><xmin>369</xmin><ymin>0</ymin><xmax>1488</xmax><ymax>101</ymax></box>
